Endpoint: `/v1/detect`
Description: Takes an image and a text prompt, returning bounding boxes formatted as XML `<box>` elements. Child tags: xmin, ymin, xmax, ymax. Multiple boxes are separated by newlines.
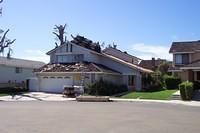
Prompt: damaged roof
<box><xmin>34</xmin><ymin>62</ymin><xmax>121</xmax><ymax>74</ymax></box>
<box><xmin>71</xmin><ymin>35</ymin><xmax>101</xmax><ymax>53</ymax></box>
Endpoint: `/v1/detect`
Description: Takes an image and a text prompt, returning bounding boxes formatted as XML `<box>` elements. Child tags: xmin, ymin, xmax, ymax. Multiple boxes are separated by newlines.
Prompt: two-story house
<box><xmin>169</xmin><ymin>40</ymin><xmax>200</xmax><ymax>82</ymax></box>
<box><xmin>33</xmin><ymin>35</ymin><xmax>152</xmax><ymax>93</ymax></box>
<box><xmin>0</xmin><ymin>56</ymin><xmax>45</xmax><ymax>85</ymax></box>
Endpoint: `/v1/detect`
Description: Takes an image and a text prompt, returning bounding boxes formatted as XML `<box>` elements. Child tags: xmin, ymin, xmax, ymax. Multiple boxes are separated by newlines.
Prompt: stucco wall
<box><xmin>0</xmin><ymin>65</ymin><xmax>35</xmax><ymax>83</ymax></box>
<box><xmin>191</xmin><ymin>52</ymin><xmax>200</xmax><ymax>62</ymax></box>
<box><xmin>49</xmin><ymin>42</ymin><xmax>100</xmax><ymax>64</ymax></box>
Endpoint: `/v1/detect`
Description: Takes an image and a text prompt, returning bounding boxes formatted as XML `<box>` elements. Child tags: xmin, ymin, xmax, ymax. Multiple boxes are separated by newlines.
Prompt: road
<box><xmin>0</xmin><ymin>101</ymin><xmax>199</xmax><ymax>133</ymax></box>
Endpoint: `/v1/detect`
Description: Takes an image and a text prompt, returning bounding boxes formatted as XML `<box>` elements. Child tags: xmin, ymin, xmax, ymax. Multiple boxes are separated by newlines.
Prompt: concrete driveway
<box><xmin>0</xmin><ymin>92</ymin><xmax>75</xmax><ymax>101</ymax></box>
<box><xmin>0</xmin><ymin>101</ymin><xmax>199</xmax><ymax>133</ymax></box>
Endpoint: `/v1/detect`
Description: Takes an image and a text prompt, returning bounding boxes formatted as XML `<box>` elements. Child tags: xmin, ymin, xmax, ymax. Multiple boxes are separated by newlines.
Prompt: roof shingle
<box><xmin>169</xmin><ymin>41</ymin><xmax>200</xmax><ymax>53</ymax></box>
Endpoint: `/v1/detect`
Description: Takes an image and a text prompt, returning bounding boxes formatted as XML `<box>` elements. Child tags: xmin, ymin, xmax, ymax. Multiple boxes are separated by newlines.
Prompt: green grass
<box><xmin>121</xmin><ymin>89</ymin><xmax>178</xmax><ymax>100</ymax></box>
<box><xmin>0</xmin><ymin>93</ymin><xmax>9</xmax><ymax>97</ymax></box>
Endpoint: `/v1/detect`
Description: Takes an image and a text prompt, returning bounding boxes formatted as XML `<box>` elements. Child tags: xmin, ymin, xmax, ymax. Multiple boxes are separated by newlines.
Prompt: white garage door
<box><xmin>39</xmin><ymin>76</ymin><xmax>73</xmax><ymax>93</ymax></box>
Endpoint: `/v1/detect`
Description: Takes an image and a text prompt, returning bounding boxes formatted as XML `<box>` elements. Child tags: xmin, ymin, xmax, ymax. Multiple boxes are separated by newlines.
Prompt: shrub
<box><xmin>179</xmin><ymin>81</ymin><xmax>194</xmax><ymax>100</ymax></box>
<box><xmin>164</xmin><ymin>75</ymin><xmax>181</xmax><ymax>89</ymax></box>
<box><xmin>142</xmin><ymin>72</ymin><xmax>164</xmax><ymax>92</ymax></box>
<box><xmin>86</xmin><ymin>79</ymin><xmax>128</xmax><ymax>96</ymax></box>
<box><xmin>0</xmin><ymin>87</ymin><xmax>28</xmax><ymax>94</ymax></box>
<box><xmin>193</xmin><ymin>81</ymin><xmax>200</xmax><ymax>90</ymax></box>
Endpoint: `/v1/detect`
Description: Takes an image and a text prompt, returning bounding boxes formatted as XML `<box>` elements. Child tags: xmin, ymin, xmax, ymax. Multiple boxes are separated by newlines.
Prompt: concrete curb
<box><xmin>110</xmin><ymin>98</ymin><xmax>200</xmax><ymax>107</ymax></box>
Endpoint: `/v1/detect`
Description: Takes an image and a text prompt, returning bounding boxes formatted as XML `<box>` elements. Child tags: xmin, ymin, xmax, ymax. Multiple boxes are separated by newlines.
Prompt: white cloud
<box><xmin>131</xmin><ymin>43</ymin><xmax>172</xmax><ymax>61</ymax></box>
<box><xmin>18</xmin><ymin>49</ymin><xmax>49</xmax><ymax>63</ymax></box>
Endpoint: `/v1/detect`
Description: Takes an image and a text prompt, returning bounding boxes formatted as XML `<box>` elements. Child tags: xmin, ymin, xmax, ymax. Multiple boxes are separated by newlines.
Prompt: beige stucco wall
<box><xmin>180</xmin><ymin>70</ymin><xmax>189</xmax><ymax>81</ymax></box>
<box><xmin>191</xmin><ymin>52</ymin><xmax>200</xmax><ymax>62</ymax></box>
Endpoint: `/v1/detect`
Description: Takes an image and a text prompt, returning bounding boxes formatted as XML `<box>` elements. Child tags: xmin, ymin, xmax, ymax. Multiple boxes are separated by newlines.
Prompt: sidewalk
<box><xmin>0</xmin><ymin>92</ymin><xmax>76</xmax><ymax>101</ymax></box>
<box><xmin>110</xmin><ymin>98</ymin><xmax>200</xmax><ymax>107</ymax></box>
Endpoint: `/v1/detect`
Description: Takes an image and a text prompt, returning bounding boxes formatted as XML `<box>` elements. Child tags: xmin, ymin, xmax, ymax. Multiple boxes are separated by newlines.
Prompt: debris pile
<box><xmin>71</xmin><ymin>35</ymin><xmax>101</xmax><ymax>53</ymax></box>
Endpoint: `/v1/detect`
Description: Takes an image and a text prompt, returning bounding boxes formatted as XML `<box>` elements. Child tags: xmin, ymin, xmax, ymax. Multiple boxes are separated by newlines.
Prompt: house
<box><xmin>139</xmin><ymin>58</ymin><xmax>167</xmax><ymax>71</ymax></box>
<box><xmin>33</xmin><ymin>35</ymin><xmax>152</xmax><ymax>93</ymax></box>
<box><xmin>0</xmin><ymin>56</ymin><xmax>45</xmax><ymax>85</ymax></box>
<box><xmin>102</xmin><ymin>47</ymin><xmax>141</xmax><ymax>65</ymax></box>
<box><xmin>169</xmin><ymin>40</ymin><xmax>200</xmax><ymax>81</ymax></box>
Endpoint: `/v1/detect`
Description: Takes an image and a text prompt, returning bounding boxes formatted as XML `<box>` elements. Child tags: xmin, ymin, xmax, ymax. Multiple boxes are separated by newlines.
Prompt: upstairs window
<box><xmin>56</xmin><ymin>54</ymin><xmax>84</xmax><ymax>63</ymax></box>
<box><xmin>66</xmin><ymin>44</ymin><xmax>68</xmax><ymax>52</ymax></box>
<box><xmin>15</xmin><ymin>67</ymin><xmax>22</xmax><ymax>73</ymax></box>
<box><xmin>175</xmin><ymin>54</ymin><xmax>189</xmax><ymax>65</ymax></box>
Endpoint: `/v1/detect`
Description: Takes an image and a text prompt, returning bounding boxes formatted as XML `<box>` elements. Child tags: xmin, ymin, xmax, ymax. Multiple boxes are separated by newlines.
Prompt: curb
<box><xmin>110</xmin><ymin>98</ymin><xmax>200</xmax><ymax>107</ymax></box>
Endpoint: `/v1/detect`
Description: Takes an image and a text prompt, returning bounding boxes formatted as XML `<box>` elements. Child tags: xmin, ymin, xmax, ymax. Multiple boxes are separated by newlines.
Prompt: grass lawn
<box><xmin>0</xmin><ymin>93</ymin><xmax>9</xmax><ymax>97</ymax></box>
<box><xmin>121</xmin><ymin>89</ymin><xmax>178</xmax><ymax>100</ymax></box>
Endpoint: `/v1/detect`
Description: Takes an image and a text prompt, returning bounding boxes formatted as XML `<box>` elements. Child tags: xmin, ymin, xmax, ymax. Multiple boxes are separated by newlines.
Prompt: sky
<box><xmin>0</xmin><ymin>0</ymin><xmax>200</xmax><ymax>63</ymax></box>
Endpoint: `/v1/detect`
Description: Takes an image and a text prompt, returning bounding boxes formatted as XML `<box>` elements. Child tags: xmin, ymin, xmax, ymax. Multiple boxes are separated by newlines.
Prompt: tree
<box><xmin>0</xmin><ymin>29</ymin><xmax>16</xmax><ymax>57</ymax></box>
<box><xmin>53</xmin><ymin>24</ymin><xmax>67</xmax><ymax>47</ymax></box>
<box><xmin>157</xmin><ymin>61</ymin><xmax>171</xmax><ymax>75</ymax></box>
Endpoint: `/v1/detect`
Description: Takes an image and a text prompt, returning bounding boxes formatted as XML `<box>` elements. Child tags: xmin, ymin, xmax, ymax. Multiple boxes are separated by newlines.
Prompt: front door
<box><xmin>128</xmin><ymin>75</ymin><xmax>135</xmax><ymax>90</ymax></box>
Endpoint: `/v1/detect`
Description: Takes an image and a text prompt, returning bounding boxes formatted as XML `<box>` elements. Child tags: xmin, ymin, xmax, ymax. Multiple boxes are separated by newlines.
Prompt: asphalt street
<box><xmin>0</xmin><ymin>101</ymin><xmax>199</xmax><ymax>133</ymax></box>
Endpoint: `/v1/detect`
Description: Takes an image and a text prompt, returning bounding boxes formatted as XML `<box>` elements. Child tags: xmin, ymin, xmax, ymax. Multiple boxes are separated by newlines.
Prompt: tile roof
<box><xmin>34</xmin><ymin>62</ymin><xmax>121</xmax><ymax>74</ymax></box>
<box><xmin>169</xmin><ymin>41</ymin><xmax>200</xmax><ymax>53</ymax></box>
<box><xmin>101</xmin><ymin>53</ymin><xmax>153</xmax><ymax>73</ymax></box>
<box><xmin>139</xmin><ymin>59</ymin><xmax>166</xmax><ymax>70</ymax></box>
<box><xmin>102</xmin><ymin>47</ymin><xmax>141</xmax><ymax>64</ymax></box>
<box><xmin>0</xmin><ymin>56</ymin><xmax>45</xmax><ymax>69</ymax></box>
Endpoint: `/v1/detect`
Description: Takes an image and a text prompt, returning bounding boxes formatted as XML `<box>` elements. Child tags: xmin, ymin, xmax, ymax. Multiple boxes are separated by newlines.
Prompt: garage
<box><xmin>39</xmin><ymin>76</ymin><xmax>73</xmax><ymax>93</ymax></box>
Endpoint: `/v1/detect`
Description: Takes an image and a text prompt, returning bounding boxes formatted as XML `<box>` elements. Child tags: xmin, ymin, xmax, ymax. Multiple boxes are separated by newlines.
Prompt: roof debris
<box><xmin>71</xmin><ymin>35</ymin><xmax>101</xmax><ymax>53</ymax></box>
<box><xmin>34</xmin><ymin>62</ymin><xmax>120</xmax><ymax>74</ymax></box>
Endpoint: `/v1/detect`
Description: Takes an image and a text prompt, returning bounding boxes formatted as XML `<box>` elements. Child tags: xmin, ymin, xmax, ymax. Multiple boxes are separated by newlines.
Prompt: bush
<box><xmin>164</xmin><ymin>75</ymin><xmax>181</xmax><ymax>89</ymax></box>
<box><xmin>179</xmin><ymin>81</ymin><xmax>194</xmax><ymax>100</ymax></box>
<box><xmin>86</xmin><ymin>79</ymin><xmax>128</xmax><ymax>96</ymax></box>
<box><xmin>193</xmin><ymin>81</ymin><xmax>200</xmax><ymax>90</ymax></box>
<box><xmin>142</xmin><ymin>72</ymin><xmax>164</xmax><ymax>92</ymax></box>
<box><xmin>0</xmin><ymin>87</ymin><xmax>28</xmax><ymax>94</ymax></box>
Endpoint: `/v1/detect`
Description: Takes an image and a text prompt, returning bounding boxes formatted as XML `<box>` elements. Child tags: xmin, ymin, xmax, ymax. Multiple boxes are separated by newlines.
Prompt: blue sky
<box><xmin>0</xmin><ymin>0</ymin><xmax>200</xmax><ymax>62</ymax></box>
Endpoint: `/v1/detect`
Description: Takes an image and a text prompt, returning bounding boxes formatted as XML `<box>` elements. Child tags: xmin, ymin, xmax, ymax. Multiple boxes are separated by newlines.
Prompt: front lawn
<box><xmin>0</xmin><ymin>93</ymin><xmax>9</xmax><ymax>97</ymax></box>
<box><xmin>120</xmin><ymin>89</ymin><xmax>177</xmax><ymax>100</ymax></box>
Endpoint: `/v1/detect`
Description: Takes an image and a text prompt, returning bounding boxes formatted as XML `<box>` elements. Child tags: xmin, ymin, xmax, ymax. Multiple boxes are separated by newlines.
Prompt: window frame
<box><xmin>15</xmin><ymin>67</ymin><xmax>23</xmax><ymax>74</ymax></box>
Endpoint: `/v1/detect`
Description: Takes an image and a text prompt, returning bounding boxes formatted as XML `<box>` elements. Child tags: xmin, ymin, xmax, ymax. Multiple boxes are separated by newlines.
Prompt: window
<box><xmin>197</xmin><ymin>72</ymin><xmax>200</xmax><ymax>80</ymax></box>
<box><xmin>175</xmin><ymin>54</ymin><xmax>189</xmax><ymax>65</ymax></box>
<box><xmin>15</xmin><ymin>67</ymin><xmax>22</xmax><ymax>73</ymax></box>
<box><xmin>66</xmin><ymin>44</ymin><xmax>68</xmax><ymax>52</ymax></box>
<box><xmin>70</xmin><ymin>44</ymin><xmax>73</xmax><ymax>52</ymax></box>
<box><xmin>128</xmin><ymin>75</ymin><xmax>135</xmax><ymax>86</ymax></box>
<box><xmin>56</xmin><ymin>54</ymin><xmax>84</xmax><ymax>63</ymax></box>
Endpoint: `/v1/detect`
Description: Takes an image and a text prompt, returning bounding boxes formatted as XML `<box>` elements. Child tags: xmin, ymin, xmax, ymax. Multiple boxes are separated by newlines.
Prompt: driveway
<box><xmin>0</xmin><ymin>92</ymin><xmax>75</xmax><ymax>101</ymax></box>
<box><xmin>0</xmin><ymin>102</ymin><xmax>199</xmax><ymax>133</ymax></box>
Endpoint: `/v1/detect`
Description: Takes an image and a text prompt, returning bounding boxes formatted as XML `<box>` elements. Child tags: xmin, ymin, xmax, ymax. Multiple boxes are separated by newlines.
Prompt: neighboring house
<box><xmin>139</xmin><ymin>58</ymin><xmax>167</xmax><ymax>71</ymax></box>
<box><xmin>0</xmin><ymin>56</ymin><xmax>45</xmax><ymax>84</ymax></box>
<box><xmin>169</xmin><ymin>40</ymin><xmax>200</xmax><ymax>81</ymax></box>
<box><xmin>102</xmin><ymin>47</ymin><xmax>141</xmax><ymax>65</ymax></box>
<box><xmin>34</xmin><ymin>35</ymin><xmax>152</xmax><ymax>93</ymax></box>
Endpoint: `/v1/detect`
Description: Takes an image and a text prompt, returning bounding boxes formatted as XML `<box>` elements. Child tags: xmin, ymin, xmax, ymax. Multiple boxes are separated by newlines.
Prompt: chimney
<box><xmin>152</xmin><ymin>57</ymin><xmax>156</xmax><ymax>70</ymax></box>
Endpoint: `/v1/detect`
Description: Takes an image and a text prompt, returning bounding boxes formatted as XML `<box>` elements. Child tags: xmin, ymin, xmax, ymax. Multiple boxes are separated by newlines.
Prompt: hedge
<box><xmin>164</xmin><ymin>75</ymin><xmax>181</xmax><ymax>89</ymax></box>
<box><xmin>179</xmin><ymin>81</ymin><xmax>194</xmax><ymax>100</ymax></box>
<box><xmin>86</xmin><ymin>79</ymin><xmax>128</xmax><ymax>96</ymax></box>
